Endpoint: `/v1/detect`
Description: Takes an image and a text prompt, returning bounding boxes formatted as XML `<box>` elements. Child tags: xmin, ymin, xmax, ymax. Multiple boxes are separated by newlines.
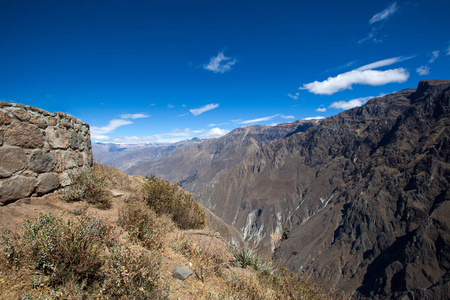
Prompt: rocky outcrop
<box><xmin>0</xmin><ymin>102</ymin><xmax>92</xmax><ymax>205</ymax></box>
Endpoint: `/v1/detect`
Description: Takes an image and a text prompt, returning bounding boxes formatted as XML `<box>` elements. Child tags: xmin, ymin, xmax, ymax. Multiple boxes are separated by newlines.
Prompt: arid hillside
<box><xmin>0</xmin><ymin>164</ymin><xmax>331</xmax><ymax>299</ymax></box>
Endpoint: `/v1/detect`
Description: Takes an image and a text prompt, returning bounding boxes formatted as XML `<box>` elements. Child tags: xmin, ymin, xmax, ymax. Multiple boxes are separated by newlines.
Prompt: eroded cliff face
<box><xmin>0</xmin><ymin>102</ymin><xmax>93</xmax><ymax>204</ymax></box>
<box><xmin>198</xmin><ymin>80</ymin><xmax>449</xmax><ymax>298</ymax></box>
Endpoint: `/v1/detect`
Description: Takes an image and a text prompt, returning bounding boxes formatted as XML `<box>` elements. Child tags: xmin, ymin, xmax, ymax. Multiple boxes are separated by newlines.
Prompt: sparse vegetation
<box><xmin>100</xmin><ymin>244</ymin><xmax>165</xmax><ymax>299</ymax></box>
<box><xmin>59</xmin><ymin>163</ymin><xmax>111</xmax><ymax>209</ymax></box>
<box><xmin>1</xmin><ymin>214</ymin><xmax>113</xmax><ymax>286</ymax></box>
<box><xmin>0</xmin><ymin>165</ymin><xmax>332</xmax><ymax>299</ymax></box>
<box><xmin>142</xmin><ymin>175</ymin><xmax>206</xmax><ymax>229</ymax></box>
<box><xmin>118</xmin><ymin>197</ymin><xmax>173</xmax><ymax>250</ymax></box>
<box><xmin>0</xmin><ymin>214</ymin><xmax>165</xmax><ymax>299</ymax></box>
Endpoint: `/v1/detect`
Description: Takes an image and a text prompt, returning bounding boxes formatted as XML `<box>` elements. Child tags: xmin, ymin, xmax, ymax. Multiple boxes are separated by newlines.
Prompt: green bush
<box><xmin>59</xmin><ymin>164</ymin><xmax>110</xmax><ymax>209</ymax></box>
<box><xmin>142</xmin><ymin>175</ymin><xmax>205</xmax><ymax>230</ymax></box>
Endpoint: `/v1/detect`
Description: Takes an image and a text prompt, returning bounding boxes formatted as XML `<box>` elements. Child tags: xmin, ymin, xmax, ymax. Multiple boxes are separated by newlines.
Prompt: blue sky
<box><xmin>1</xmin><ymin>0</ymin><xmax>449</xmax><ymax>144</ymax></box>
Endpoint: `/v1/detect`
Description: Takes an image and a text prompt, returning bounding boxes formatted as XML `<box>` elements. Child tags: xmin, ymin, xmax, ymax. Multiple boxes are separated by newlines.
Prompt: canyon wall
<box><xmin>0</xmin><ymin>101</ymin><xmax>92</xmax><ymax>205</ymax></box>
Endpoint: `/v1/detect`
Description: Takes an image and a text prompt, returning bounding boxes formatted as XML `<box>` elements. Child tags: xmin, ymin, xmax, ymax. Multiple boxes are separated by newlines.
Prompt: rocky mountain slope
<box><xmin>126</xmin><ymin>120</ymin><xmax>318</xmax><ymax>198</ymax></box>
<box><xmin>92</xmin><ymin>138</ymin><xmax>203</xmax><ymax>170</ymax></box>
<box><xmin>196</xmin><ymin>80</ymin><xmax>449</xmax><ymax>299</ymax></box>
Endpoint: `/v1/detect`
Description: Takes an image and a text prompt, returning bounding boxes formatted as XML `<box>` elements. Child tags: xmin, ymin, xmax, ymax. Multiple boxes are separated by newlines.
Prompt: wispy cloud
<box><xmin>300</xmin><ymin>68</ymin><xmax>409</xmax><ymax>95</ymax></box>
<box><xmin>355</xmin><ymin>56</ymin><xmax>414</xmax><ymax>71</ymax></box>
<box><xmin>316</xmin><ymin>107</ymin><xmax>327</xmax><ymax>112</ymax></box>
<box><xmin>429</xmin><ymin>50</ymin><xmax>440</xmax><ymax>63</ymax></box>
<box><xmin>416</xmin><ymin>50</ymin><xmax>440</xmax><ymax>76</ymax></box>
<box><xmin>416</xmin><ymin>65</ymin><xmax>430</xmax><ymax>75</ymax></box>
<box><xmin>203</xmin><ymin>51</ymin><xmax>236</xmax><ymax>73</ymax></box>
<box><xmin>330</xmin><ymin>96</ymin><xmax>374</xmax><ymax>110</ymax></box>
<box><xmin>190</xmin><ymin>103</ymin><xmax>219</xmax><ymax>116</ymax></box>
<box><xmin>323</xmin><ymin>61</ymin><xmax>357</xmax><ymax>74</ymax></box>
<box><xmin>168</xmin><ymin>104</ymin><xmax>175</xmax><ymax>108</ymax></box>
<box><xmin>288</xmin><ymin>93</ymin><xmax>299</xmax><ymax>100</ymax></box>
<box><xmin>208</xmin><ymin>122</ymin><xmax>229</xmax><ymax>127</ymax></box>
<box><xmin>369</xmin><ymin>2</ymin><xmax>398</xmax><ymax>24</ymax></box>
<box><xmin>92</xmin><ymin>127</ymin><xmax>230</xmax><ymax>144</ymax></box>
<box><xmin>91</xmin><ymin>112</ymin><xmax>150</xmax><ymax>139</ymax></box>
<box><xmin>91</xmin><ymin>119</ymin><xmax>133</xmax><ymax>139</ymax></box>
<box><xmin>446</xmin><ymin>45</ymin><xmax>450</xmax><ymax>56</ymax></box>
<box><xmin>233</xmin><ymin>114</ymin><xmax>281</xmax><ymax>125</ymax></box>
<box><xmin>280</xmin><ymin>115</ymin><xmax>295</xmax><ymax>119</ymax></box>
<box><xmin>120</xmin><ymin>113</ymin><xmax>149</xmax><ymax>119</ymax></box>
<box><xmin>360</xmin><ymin>2</ymin><xmax>399</xmax><ymax>44</ymax></box>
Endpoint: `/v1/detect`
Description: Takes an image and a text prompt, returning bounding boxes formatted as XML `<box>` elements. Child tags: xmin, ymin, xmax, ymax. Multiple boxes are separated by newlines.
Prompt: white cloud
<box><xmin>92</xmin><ymin>127</ymin><xmax>230</xmax><ymax>144</ymax></box>
<box><xmin>189</xmin><ymin>103</ymin><xmax>219</xmax><ymax>116</ymax></box>
<box><xmin>356</xmin><ymin>56</ymin><xmax>413</xmax><ymax>71</ymax></box>
<box><xmin>446</xmin><ymin>46</ymin><xmax>450</xmax><ymax>56</ymax></box>
<box><xmin>288</xmin><ymin>93</ymin><xmax>299</xmax><ymax>100</ymax></box>
<box><xmin>233</xmin><ymin>114</ymin><xmax>281</xmax><ymax>124</ymax></box>
<box><xmin>330</xmin><ymin>96</ymin><xmax>374</xmax><ymax>110</ymax></box>
<box><xmin>120</xmin><ymin>113</ymin><xmax>149</xmax><ymax>119</ymax></box>
<box><xmin>416</xmin><ymin>65</ymin><xmax>430</xmax><ymax>75</ymax></box>
<box><xmin>302</xmin><ymin>116</ymin><xmax>325</xmax><ymax>120</ymax></box>
<box><xmin>429</xmin><ymin>50</ymin><xmax>440</xmax><ymax>63</ymax></box>
<box><xmin>168</xmin><ymin>104</ymin><xmax>175</xmax><ymax>108</ymax></box>
<box><xmin>203</xmin><ymin>127</ymin><xmax>230</xmax><ymax>137</ymax></box>
<box><xmin>91</xmin><ymin>119</ymin><xmax>133</xmax><ymax>139</ymax></box>
<box><xmin>316</xmin><ymin>107</ymin><xmax>327</xmax><ymax>112</ymax></box>
<box><xmin>369</xmin><ymin>2</ymin><xmax>398</xmax><ymax>24</ymax></box>
<box><xmin>281</xmin><ymin>115</ymin><xmax>295</xmax><ymax>119</ymax></box>
<box><xmin>300</xmin><ymin>68</ymin><xmax>409</xmax><ymax>95</ymax></box>
<box><xmin>203</xmin><ymin>51</ymin><xmax>236</xmax><ymax>73</ymax></box>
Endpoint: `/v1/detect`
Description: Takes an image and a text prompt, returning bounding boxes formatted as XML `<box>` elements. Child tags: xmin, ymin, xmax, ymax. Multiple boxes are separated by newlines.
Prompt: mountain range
<box><xmin>94</xmin><ymin>80</ymin><xmax>450</xmax><ymax>299</ymax></box>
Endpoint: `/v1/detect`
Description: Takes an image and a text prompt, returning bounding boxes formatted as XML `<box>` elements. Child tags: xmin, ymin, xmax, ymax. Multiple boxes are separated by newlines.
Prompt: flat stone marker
<box><xmin>172</xmin><ymin>266</ymin><xmax>193</xmax><ymax>280</ymax></box>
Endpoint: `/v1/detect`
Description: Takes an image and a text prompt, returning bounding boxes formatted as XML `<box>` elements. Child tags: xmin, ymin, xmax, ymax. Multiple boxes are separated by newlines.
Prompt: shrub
<box><xmin>171</xmin><ymin>234</ymin><xmax>225</xmax><ymax>283</ymax></box>
<box><xmin>18</xmin><ymin>214</ymin><xmax>113</xmax><ymax>286</ymax></box>
<box><xmin>59</xmin><ymin>164</ymin><xmax>110</xmax><ymax>209</ymax></box>
<box><xmin>0</xmin><ymin>228</ymin><xmax>22</xmax><ymax>269</ymax></box>
<box><xmin>142</xmin><ymin>175</ymin><xmax>205</xmax><ymax>229</ymax></box>
<box><xmin>118</xmin><ymin>198</ymin><xmax>173</xmax><ymax>250</ymax></box>
<box><xmin>100</xmin><ymin>244</ymin><xmax>164</xmax><ymax>299</ymax></box>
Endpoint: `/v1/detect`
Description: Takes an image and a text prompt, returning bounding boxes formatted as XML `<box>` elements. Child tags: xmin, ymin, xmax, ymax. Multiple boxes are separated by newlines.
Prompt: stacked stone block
<box><xmin>0</xmin><ymin>101</ymin><xmax>93</xmax><ymax>205</ymax></box>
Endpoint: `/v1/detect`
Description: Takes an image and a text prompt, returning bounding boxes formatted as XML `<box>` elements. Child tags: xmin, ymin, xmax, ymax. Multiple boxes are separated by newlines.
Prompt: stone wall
<box><xmin>0</xmin><ymin>101</ymin><xmax>93</xmax><ymax>205</ymax></box>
